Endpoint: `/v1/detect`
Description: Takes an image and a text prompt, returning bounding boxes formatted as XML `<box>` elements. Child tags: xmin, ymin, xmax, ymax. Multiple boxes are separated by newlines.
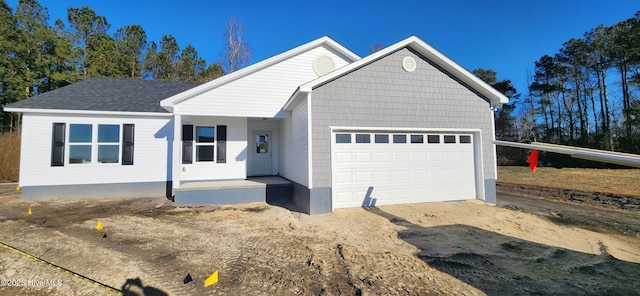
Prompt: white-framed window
<box><xmin>195</xmin><ymin>126</ymin><xmax>215</xmax><ymax>162</ymax></box>
<box><xmin>67</xmin><ymin>123</ymin><xmax>121</xmax><ymax>165</ymax></box>
<box><xmin>181</xmin><ymin>124</ymin><xmax>227</xmax><ymax>164</ymax></box>
<box><xmin>68</xmin><ymin>124</ymin><xmax>93</xmax><ymax>164</ymax></box>
<box><xmin>98</xmin><ymin>124</ymin><xmax>120</xmax><ymax>163</ymax></box>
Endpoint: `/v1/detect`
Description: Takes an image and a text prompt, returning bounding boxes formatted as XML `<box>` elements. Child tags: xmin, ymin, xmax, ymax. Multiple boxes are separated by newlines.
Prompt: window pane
<box><xmin>355</xmin><ymin>134</ymin><xmax>370</xmax><ymax>143</ymax></box>
<box><xmin>69</xmin><ymin>145</ymin><xmax>91</xmax><ymax>164</ymax></box>
<box><xmin>98</xmin><ymin>124</ymin><xmax>120</xmax><ymax>143</ymax></box>
<box><xmin>444</xmin><ymin>135</ymin><xmax>456</xmax><ymax>143</ymax></box>
<box><xmin>427</xmin><ymin>135</ymin><xmax>440</xmax><ymax>143</ymax></box>
<box><xmin>196</xmin><ymin>126</ymin><xmax>215</xmax><ymax>143</ymax></box>
<box><xmin>393</xmin><ymin>134</ymin><xmax>406</xmax><ymax>143</ymax></box>
<box><xmin>69</xmin><ymin>124</ymin><xmax>92</xmax><ymax>142</ymax></box>
<box><xmin>375</xmin><ymin>134</ymin><xmax>389</xmax><ymax>143</ymax></box>
<box><xmin>410</xmin><ymin>135</ymin><xmax>423</xmax><ymax>143</ymax></box>
<box><xmin>336</xmin><ymin>133</ymin><xmax>351</xmax><ymax>143</ymax></box>
<box><xmin>256</xmin><ymin>134</ymin><xmax>269</xmax><ymax>153</ymax></box>
<box><xmin>98</xmin><ymin>145</ymin><xmax>119</xmax><ymax>163</ymax></box>
<box><xmin>197</xmin><ymin>145</ymin><xmax>214</xmax><ymax>161</ymax></box>
<box><xmin>460</xmin><ymin>135</ymin><xmax>472</xmax><ymax>143</ymax></box>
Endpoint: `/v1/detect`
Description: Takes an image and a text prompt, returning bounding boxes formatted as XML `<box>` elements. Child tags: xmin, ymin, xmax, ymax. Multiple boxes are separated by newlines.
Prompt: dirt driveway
<box><xmin>1</xmin><ymin>184</ymin><xmax>639</xmax><ymax>295</ymax></box>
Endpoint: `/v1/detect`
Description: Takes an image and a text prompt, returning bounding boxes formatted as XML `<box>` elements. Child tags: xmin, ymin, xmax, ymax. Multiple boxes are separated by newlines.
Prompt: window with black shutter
<box><xmin>182</xmin><ymin>125</ymin><xmax>193</xmax><ymax>164</ymax></box>
<box><xmin>216</xmin><ymin>125</ymin><xmax>227</xmax><ymax>163</ymax></box>
<box><xmin>51</xmin><ymin>123</ymin><xmax>65</xmax><ymax>166</ymax></box>
<box><xmin>122</xmin><ymin>124</ymin><xmax>135</xmax><ymax>165</ymax></box>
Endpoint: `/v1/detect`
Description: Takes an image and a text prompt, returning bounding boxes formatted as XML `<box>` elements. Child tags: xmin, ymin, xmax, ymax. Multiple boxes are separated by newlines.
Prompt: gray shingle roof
<box><xmin>3</xmin><ymin>77</ymin><xmax>203</xmax><ymax>113</ymax></box>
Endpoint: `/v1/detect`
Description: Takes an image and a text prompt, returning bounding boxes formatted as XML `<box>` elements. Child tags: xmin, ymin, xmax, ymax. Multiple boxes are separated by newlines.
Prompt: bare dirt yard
<box><xmin>1</xmin><ymin>170</ymin><xmax>640</xmax><ymax>295</ymax></box>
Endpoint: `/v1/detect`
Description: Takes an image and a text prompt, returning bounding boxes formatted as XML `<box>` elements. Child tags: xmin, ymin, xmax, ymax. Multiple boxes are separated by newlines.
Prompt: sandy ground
<box><xmin>0</xmin><ymin>184</ymin><xmax>639</xmax><ymax>295</ymax></box>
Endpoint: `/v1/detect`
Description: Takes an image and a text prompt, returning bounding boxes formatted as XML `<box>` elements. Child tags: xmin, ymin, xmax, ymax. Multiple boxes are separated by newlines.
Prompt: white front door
<box><xmin>251</xmin><ymin>132</ymin><xmax>273</xmax><ymax>175</ymax></box>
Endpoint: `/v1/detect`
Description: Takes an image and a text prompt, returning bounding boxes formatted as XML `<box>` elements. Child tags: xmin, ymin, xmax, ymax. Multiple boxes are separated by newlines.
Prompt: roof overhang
<box><xmin>160</xmin><ymin>36</ymin><xmax>361</xmax><ymax>113</ymax></box>
<box><xmin>284</xmin><ymin>36</ymin><xmax>509</xmax><ymax>110</ymax></box>
<box><xmin>3</xmin><ymin>107</ymin><xmax>172</xmax><ymax>117</ymax></box>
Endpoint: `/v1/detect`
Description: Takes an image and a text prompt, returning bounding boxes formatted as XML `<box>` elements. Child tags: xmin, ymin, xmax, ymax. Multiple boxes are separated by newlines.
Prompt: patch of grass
<box><xmin>0</xmin><ymin>131</ymin><xmax>20</xmax><ymax>182</ymax></box>
<box><xmin>498</xmin><ymin>166</ymin><xmax>640</xmax><ymax>197</ymax></box>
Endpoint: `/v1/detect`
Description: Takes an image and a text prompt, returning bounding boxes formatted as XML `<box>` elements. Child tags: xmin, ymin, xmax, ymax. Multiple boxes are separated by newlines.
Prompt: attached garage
<box><xmin>331</xmin><ymin>129</ymin><xmax>481</xmax><ymax>209</ymax></box>
<box><xmin>282</xmin><ymin>36</ymin><xmax>509</xmax><ymax>214</ymax></box>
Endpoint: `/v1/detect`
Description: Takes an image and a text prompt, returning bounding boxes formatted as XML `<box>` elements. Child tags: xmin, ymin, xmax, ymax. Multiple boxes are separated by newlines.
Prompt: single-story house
<box><xmin>3</xmin><ymin>36</ymin><xmax>508</xmax><ymax>214</ymax></box>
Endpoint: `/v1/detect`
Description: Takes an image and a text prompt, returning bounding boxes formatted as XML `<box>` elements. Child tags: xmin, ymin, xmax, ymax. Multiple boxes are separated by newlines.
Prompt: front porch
<box><xmin>173</xmin><ymin>176</ymin><xmax>293</xmax><ymax>207</ymax></box>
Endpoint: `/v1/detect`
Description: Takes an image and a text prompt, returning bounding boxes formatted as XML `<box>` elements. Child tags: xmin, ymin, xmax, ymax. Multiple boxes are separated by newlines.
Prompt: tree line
<box><xmin>521</xmin><ymin>11</ymin><xmax>640</xmax><ymax>156</ymax></box>
<box><xmin>474</xmin><ymin>11</ymin><xmax>640</xmax><ymax>166</ymax></box>
<box><xmin>0</xmin><ymin>0</ymin><xmax>249</xmax><ymax>131</ymax></box>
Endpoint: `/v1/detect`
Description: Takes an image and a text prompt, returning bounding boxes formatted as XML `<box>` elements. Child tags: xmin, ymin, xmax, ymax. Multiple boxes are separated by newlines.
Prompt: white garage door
<box><xmin>332</xmin><ymin>131</ymin><xmax>477</xmax><ymax>208</ymax></box>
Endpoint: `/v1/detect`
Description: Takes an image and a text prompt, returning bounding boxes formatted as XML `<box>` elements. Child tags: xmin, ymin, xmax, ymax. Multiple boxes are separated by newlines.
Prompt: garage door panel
<box><xmin>335</xmin><ymin>152</ymin><xmax>353</xmax><ymax>164</ymax></box>
<box><xmin>444</xmin><ymin>152</ymin><xmax>457</xmax><ymax>161</ymax></box>
<box><xmin>355</xmin><ymin>171</ymin><xmax>372</xmax><ymax>182</ymax></box>
<box><xmin>332</xmin><ymin>131</ymin><xmax>477</xmax><ymax>209</ymax></box>
<box><xmin>375</xmin><ymin>152</ymin><xmax>391</xmax><ymax>162</ymax></box>
<box><xmin>393</xmin><ymin>152</ymin><xmax>411</xmax><ymax>162</ymax></box>
<box><xmin>429</xmin><ymin>151</ymin><xmax>444</xmax><ymax>161</ymax></box>
<box><xmin>334</xmin><ymin>172</ymin><xmax>353</xmax><ymax>184</ymax></box>
<box><xmin>411</xmin><ymin>152</ymin><xmax>426</xmax><ymax>162</ymax></box>
<box><xmin>334</xmin><ymin>191</ymin><xmax>355</xmax><ymax>207</ymax></box>
<box><xmin>412</xmin><ymin>170</ymin><xmax>427</xmax><ymax>181</ymax></box>
<box><xmin>394</xmin><ymin>170</ymin><xmax>411</xmax><ymax>180</ymax></box>
<box><xmin>355</xmin><ymin>152</ymin><xmax>372</xmax><ymax>162</ymax></box>
<box><xmin>428</xmin><ymin>171</ymin><xmax>444</xmax><ymax>180</ymax></box>
<box><xmin>374</xmin><ymin>171</ymin><xmax>392</xmax><ymax>181</ymax></box>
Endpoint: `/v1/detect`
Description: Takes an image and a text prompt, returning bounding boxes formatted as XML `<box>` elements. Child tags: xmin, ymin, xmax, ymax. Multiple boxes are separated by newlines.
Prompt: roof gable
<box><xmin>160</xmin><ymin>36</ymin><xmax>360</xmax><ymax>115</ymax></box>
<box><xmin>287</xmin><ymin>36</ymin><xmax>509</xmax><ymax>109</ymax></box>
<box><xmin>3</xmin><ymin>77</ymin><xmax>202</xmax><ymax>114</ymax></box>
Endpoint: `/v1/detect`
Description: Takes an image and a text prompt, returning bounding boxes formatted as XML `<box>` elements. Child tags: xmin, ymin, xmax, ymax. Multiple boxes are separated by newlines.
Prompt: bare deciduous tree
<box><xmin>370</xmin><ymin>43</ymin><xmax>385</xmax><ymax>53</ymax></box>
<box><xmin>223</xmin><ymin>17</ymin><xmax>250</xmax><ymax>73</ymax></box>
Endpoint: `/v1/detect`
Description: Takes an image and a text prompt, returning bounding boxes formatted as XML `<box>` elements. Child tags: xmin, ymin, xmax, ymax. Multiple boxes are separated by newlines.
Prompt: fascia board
<box><xmin>3</xmin><ymin>107</ymin><xmax>172</xmax><ymax>117</ymax></box>
<box><xmin>298</xmin><ymin>36</ymin><xmax>509</xmax><ymax>107</ymax></box>
<box><xmin>282</xmin><ymin>87</ymin><xmax>306</xmax><ymax>111</ymax></box>
<box><xmin>409</xmin><ymin>37</ymin><xmax>509</xmax><ymax>106</ymax></box>
<box><xmin>298</xmin><ymin>38</ymin><xmax>404</xmax><ymax>93</ymax></box>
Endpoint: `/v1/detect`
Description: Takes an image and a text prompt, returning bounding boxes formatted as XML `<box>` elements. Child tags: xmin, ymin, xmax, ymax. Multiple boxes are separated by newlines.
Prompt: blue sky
<box><xmin>7</xmin><ymin>0</ymin><xmax>639</xmax><ymax>97</ymax></box>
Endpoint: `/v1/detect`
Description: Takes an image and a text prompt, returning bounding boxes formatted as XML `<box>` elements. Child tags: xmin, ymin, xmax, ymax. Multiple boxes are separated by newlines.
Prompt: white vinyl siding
<box><xmin>174</xmin><ymin>46</ymin><xmax>352</xmax><ymax>118</ymax></box>
<box><xmin>278</xmin><ymin>98</ymin><xmax>309</xmax><ymax>187</ymax></box>
<box><xmin>19</xmin><ymin>113</ymin><xmax>171</xmax><ymax>187</ymax></box>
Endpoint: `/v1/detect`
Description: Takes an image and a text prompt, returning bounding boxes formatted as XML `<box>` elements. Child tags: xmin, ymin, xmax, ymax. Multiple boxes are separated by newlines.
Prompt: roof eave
<box><xmin>282</xmin><ymin>87</ymin><xmax>310</xmax><ymax>111</ymax></box>
<box><xmin>3</xmin><ymin>107</ymin><xmax>172</xmax><ymax>117</ymax></box>
<box><xmin>407</xmin><ymin>37</ymin><xmax>509</xmax><ymax>107</ymax></box>
<box><xmin>298</xmin><ymin>36</ymin><xmax>509</xmax><ymax>108</ymax></box>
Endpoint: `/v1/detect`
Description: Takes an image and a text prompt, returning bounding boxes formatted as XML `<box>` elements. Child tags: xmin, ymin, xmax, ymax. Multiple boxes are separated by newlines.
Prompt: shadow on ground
<box><xmin>121</xmin><ymin>277</ymin><xmax>167</xmax><ymax>296</ymax></box>
<box><xmin>364</xmin><ymin>207</ymin><xmax>640</xmax><ymax>296</ymax></box>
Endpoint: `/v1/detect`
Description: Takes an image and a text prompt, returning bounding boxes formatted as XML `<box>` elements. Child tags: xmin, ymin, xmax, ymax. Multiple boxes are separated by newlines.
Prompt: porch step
<box><xmin>173</xmin><ymin>177</ymin><xmax>293</xmax><ymax>206</ymax></box>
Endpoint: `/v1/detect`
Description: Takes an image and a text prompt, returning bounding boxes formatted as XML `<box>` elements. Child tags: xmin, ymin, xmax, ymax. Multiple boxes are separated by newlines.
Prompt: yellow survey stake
<box><xmin>204</xmin><ymin>270</ymin><xmax>218</xmax><ymax>287</ymax></box>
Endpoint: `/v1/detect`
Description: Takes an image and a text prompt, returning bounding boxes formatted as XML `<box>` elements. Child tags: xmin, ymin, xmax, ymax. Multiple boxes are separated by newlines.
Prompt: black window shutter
<box><xmin>216</xmin><ymin>125</ymin><xmax>227</xmax><ymax>163</ymax></box>
<box><xmin>122</xmin><ymin>124</ymin><xmax>135</xmax><ymax>165</ymax></box>
<box><xmin>51</xmin><ymin>123</ymin><xmax>65</xmax><ymax>166</ymax></box>
<box><xmin>182</xmin><ymin>125</ymin><xmax>193</xmax><ymax>164</ymax></box>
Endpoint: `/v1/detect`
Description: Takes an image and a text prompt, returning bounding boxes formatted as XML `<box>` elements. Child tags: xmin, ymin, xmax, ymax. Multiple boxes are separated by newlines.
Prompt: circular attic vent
<box><xmin>402</xmin><ymin>56</ymin><xmax>417</xmax><ymax>72</ymax></box>
<box><xmin>313</xmin><ymin>55</ymin><xmax>335</xmax><ymax>76</ymax></box>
